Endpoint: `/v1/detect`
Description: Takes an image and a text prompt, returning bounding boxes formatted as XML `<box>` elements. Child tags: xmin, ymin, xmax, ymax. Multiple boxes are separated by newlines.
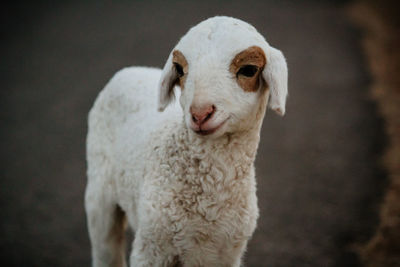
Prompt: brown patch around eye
<box><xmin>172</xmin><ymin>50</ymin><xmax>188</xmax><ymax>90</ymax></box>
<box><xmin>230</xmin><ymin>46</ymin><xmax>267</xmax><ymax>92</ymax></box>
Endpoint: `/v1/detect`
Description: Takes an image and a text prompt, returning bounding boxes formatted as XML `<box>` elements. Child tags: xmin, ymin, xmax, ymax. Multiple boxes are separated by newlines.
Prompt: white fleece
<box><xmin>85</xmin><ymin>16</ymin><xmax>288</xmax><ymax>267</ymax></box>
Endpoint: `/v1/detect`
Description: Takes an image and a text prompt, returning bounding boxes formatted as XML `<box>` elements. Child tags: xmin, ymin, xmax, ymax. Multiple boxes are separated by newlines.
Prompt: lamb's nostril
<box><xmin>205</xmin><ymin>108</ymin><xmax>214</xmax><ymax>121</ymax></box>
<box><xmin>210</xmin><ymin>105</ymin><xmax>216</xmax><ymax>115</ymax></box>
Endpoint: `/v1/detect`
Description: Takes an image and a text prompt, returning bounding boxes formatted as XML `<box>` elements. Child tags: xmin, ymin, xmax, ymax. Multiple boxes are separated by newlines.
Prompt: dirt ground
<box><xmin>0</xmin><ymin>1</ymin><xmax>389</xmax><ymax>266</ymax></box>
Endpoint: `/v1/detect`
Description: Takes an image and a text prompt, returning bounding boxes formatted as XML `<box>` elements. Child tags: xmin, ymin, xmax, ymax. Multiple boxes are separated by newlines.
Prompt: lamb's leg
<box><xmin>129</xmin><ymin>229</ymin><xmax>175</xmax><ymax>267</ymax></box>
<box><xmin>231</xmin><ymin>240</ymin><xmax>248</xmax><ymax>267</ymax></box>
<box><xmin>85</xmin><ymin>183</ymin><xmax>127</xmax><ymax>267</ymax></box>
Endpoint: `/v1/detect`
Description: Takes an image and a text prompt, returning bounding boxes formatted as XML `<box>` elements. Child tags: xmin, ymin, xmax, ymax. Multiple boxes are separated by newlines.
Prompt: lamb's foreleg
<box><xmin>85</xmin><ymin>181</ymin><xmax>127</xmax><ymax>267</ymax></box>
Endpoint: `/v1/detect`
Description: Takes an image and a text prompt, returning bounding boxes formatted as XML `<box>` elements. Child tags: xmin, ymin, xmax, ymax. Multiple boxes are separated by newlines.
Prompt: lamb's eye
<box><xmin>237</xmin><ymin>65</ymin><xmax>258</xmax><ymax>77</ymax></box>
<box><xmin>174</xmin><ymin>63</ymin><xmax>184</xmax><ymax>77</ymax></box>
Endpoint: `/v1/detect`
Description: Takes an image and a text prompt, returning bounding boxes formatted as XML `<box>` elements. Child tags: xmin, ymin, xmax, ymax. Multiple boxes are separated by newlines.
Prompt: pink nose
<box><xmin>190</xmin><ymin>104</ymin><xmax>215</xmax><ymax>126</ymax></box>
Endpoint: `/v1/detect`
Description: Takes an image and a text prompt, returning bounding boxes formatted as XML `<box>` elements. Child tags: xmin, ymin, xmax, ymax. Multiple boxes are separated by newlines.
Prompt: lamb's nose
<box><xmin>190</xmin><ymin>104</ymin><xmax>215</xmax><ymax>126</ymax></box>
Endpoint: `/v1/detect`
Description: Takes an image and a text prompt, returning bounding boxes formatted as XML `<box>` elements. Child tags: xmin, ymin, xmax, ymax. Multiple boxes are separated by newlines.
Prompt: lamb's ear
<box><xmin>158</xmin><ymin>53</ymin><xmax>178</xmax><ymax>112</ymax></box>
<box><xmin>262</xmin><ymin>46</ymin><xmax>288</xmax><ymax>116</ymax></box>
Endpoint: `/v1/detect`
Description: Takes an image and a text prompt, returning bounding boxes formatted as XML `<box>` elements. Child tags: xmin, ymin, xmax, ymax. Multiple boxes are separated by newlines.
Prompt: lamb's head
<box><xmin>158</xmin><ymin>16</ymin><xmax>288</xmax><ymax>138</ymax></box>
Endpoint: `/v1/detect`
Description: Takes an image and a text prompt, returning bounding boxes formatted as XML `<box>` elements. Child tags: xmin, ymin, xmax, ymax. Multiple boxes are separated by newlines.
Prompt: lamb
<box><xmin>85</xmin><ymin>16</ymin><xmax>288</xmax><ymax>267</ymax></box>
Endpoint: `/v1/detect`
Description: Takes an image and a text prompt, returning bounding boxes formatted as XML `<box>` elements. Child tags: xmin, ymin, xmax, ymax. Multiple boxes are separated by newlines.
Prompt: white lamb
<box><xmin>85</xmin><ymin>16</ymin><xmax>288</xmax><ymax>267</ymax></box>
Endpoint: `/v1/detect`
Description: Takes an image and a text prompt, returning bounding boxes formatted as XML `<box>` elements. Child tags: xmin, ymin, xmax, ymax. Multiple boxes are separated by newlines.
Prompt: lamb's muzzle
<box><xmin>190</xmin><ymin>104</ymin><xmax>215</xmax><ymax>126</ymax></box>
<box><xmin>86</xmin><ymin>15</ymin><xmax>288</xmax><ymax>267</ymax></box>
<box><xmin>190</xmin><ymin>104</ymin><xmax>221</xmax><ymax>135</ymax></box>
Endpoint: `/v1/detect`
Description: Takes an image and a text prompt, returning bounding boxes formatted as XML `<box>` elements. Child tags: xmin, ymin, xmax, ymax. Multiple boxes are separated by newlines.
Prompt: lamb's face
<box><xmin>158</xmin><ymin>16</ymin><xmax>288</xmax><ymax>138</ymax></box>
<box><xmin>171</xmin><ymin>46</ymin><xmax>267</xmax><ymax>138</ymax></box>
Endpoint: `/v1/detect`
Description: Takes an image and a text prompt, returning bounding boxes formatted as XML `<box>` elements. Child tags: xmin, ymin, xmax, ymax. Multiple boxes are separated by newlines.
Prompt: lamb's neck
<box><xmin>187</xmin><ymin>124</ymin><xmax>262</xmax><ymax>167</ymax></box>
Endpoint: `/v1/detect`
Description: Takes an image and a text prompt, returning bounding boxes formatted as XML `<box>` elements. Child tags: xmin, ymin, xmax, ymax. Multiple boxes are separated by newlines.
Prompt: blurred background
<box><xmin>1</xmin><ymin>0</ymin><xmax>399</xmax><ymax>266</ymax></box>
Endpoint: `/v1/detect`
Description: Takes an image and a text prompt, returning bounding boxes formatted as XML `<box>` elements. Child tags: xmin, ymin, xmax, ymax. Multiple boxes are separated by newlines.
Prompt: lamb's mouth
<box><xmin>194</xmin><ymin>118</ymin><xmax>229</xmax><ymax>136</ymax></box>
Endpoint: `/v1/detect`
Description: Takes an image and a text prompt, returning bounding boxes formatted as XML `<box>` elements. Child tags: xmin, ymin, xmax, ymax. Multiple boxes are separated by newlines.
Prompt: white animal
<box><xmin>85</xmin><ymin>16</ymin><xmax>288</xmax><ymax>267</ymax></box>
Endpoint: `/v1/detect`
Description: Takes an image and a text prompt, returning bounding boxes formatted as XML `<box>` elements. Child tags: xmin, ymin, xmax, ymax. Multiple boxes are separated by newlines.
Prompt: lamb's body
<box><xmin>86</xmin><ymin>67</ymin><xmax>259</xmax><ymax>266</ymax></box>
<box><xmin>86</xmin><ymin>16</ymin><xmax>288</xmax><ymax>267</ymax></box>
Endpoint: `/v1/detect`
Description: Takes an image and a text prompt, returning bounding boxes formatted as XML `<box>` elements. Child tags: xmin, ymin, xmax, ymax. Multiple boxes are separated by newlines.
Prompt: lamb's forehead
<box><xmin>175</xmin><ymin>16</ymin><xmax>269</xmax><ymax>65</ymax></box>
